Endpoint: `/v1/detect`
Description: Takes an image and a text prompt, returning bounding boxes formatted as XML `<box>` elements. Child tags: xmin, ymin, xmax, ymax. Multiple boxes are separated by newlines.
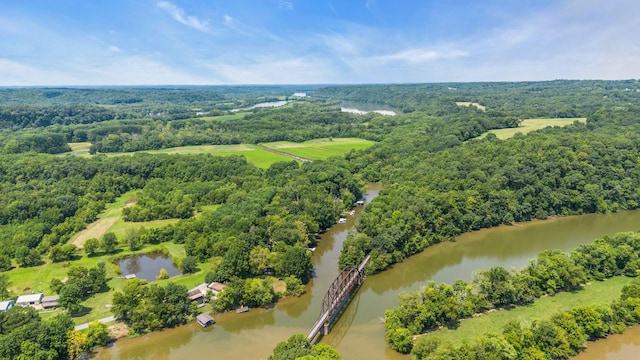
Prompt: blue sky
<box><xmin>0</xmin><ymin>0</ymin><xmax>638</xmax><ymax>85</ymax></box>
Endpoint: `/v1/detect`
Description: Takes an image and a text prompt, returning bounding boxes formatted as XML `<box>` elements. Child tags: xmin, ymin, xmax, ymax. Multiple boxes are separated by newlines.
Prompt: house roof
<box><xmin>189</xmin><ymin>292</ymin><xmax>204</xmax><ymax>301</ymax></box>
<box><xmin>208</xmin><ymin>282</ymin><xmax>226</xmax><ymax>292</ymax></box>
<box><xmin>0</xmin><ymin>300</ymin><xmax>14</xmax><ymax>311</ymax></box>
<box><xmin>16</xmin><ymin>293</ymin><xmax>43</xmax><ymax>303</ymax></box>
<box><xmin>196</xmin><ymin>313</ymin><xmax>215</xmax><ymax>324</ymax></box>
<box><xmin>42</xmin><ymin>295</ymin><xmax>60</xmax><ymax>303</ymax></box>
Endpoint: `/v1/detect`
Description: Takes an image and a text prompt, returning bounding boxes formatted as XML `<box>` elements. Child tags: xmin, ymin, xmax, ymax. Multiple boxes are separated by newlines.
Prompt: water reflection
<box><xmin>217</xmin><ymin>307</ymin><xmax>276</xmax><ymax>334</ymax></box>
<box><xmin>324</xmin><ymin>289</ymin><xmax>362</xmax><ymax>349</ymax></box>
<box><xmin>116</xmin><ymin>253</ymin><xmax>181</xmax><ymax>281</ymax></box>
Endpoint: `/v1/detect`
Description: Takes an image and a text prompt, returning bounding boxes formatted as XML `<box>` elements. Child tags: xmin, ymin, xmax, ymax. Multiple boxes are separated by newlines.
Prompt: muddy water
<box><xmin>573</xmin><ymin>326</ymin><xmax>640</xmax><ymax>360</ymax></box>
<box><xmin>95</xmin><ymin>185</ymin><xmax>640</xmax><ymax>359</ymax></box>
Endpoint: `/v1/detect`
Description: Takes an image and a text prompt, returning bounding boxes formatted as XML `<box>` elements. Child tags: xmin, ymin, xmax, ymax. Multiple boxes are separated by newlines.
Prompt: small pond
<box><xmin>116</xmin><ymin>253</ymin><xmax>181</xmax><ymax>281</ymax></box>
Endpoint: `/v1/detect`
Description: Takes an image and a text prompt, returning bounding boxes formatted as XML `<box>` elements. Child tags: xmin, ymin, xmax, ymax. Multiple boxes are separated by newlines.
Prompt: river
<box><xmin>95</xmin><ymin>183</ymin><xmax>640</xmax><ymax>359</ymax></box>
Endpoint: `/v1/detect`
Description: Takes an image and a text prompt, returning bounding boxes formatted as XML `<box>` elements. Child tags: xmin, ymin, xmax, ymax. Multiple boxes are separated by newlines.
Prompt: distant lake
<box><xmin>340</xmin><ymin>101</ymin><xmax>397</xmax><ymax>116</ymax></box>
<box><xmin>231</xmin><ymin>100</ymin><xmax>290</xmax><ymax>112</ymax></box>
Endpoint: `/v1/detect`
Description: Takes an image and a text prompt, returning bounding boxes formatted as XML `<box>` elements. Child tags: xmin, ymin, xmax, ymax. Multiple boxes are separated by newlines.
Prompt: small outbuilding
<box><xmin>196</xmin><ymin>313</ymin><xmax>215</xmax><ymax>327</ymax></box>
<box><xmin>41</xmin><ymin>295</ymin><xmax>60</xmax><ymax>309</ymax></box>
<box><xmin>16</xmin><ymin>293</ymin><xmax>43</xmax><ymax>307</ymax></box>
<box><xmin>0</xmin><ymin>300</ymin><xmax>14</xmax><ymax>312</ymax></box>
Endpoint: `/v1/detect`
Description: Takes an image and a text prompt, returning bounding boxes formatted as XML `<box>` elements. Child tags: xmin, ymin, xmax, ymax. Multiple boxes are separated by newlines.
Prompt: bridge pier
<box><xmin>323</xmin><ymin>321</ymin><xmax>329</xmax><ymax>336</ymax></box>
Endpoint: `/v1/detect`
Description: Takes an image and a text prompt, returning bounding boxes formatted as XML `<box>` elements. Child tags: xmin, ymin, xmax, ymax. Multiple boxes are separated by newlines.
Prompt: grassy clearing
<box><xmin>476</xmin><ymin>118</ymin><xmax>587</xmax><ymax>140</ymax></box>
<box><xmin>60</xmin><ymin>142</ymin><xmax>92</xmax><ymax>157</ymax></box>
<box><xmin>70</xmin><ymin>190</ymin><xmax>138</xmax><ymax>248</ymax></box>
<box><xmin>64</xmin><ymin>143</ymin><xmax>291</xmax><ymax>168</ymax></box>
<box><xmin>262</xmin><ymin>138</ymin><xmax>376</xmax><ymax>160</ymax></box>
<box><xmin>64</xmin><ymin>137</ymin><xmax>375</xmax><ymax>167</ymax></box>
<box><xmin>456</xmin><ymin>102</ymin><xmax>486</xmax><ymax>111</ymax></box>
<box><xmin>7</xmin><ymin>239</ymin><xmax>213</xmax><ymax>325</ymax></box>
<box><xmin>420</xmin><ymin>276</ymin><xmax>634</xmax><ymax>346</ymax></box>
<box><xmin>194</xmin><ymin>112</ymin><xmax>248</xmax><ymax>122</ymax></box>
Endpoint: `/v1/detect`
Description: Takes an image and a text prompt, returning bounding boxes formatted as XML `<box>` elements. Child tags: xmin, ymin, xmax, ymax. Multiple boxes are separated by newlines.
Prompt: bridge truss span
<box><xmin>306</xmin><ymin>254</ymin><xmax>370</xmax><ymax>342</ymax></box>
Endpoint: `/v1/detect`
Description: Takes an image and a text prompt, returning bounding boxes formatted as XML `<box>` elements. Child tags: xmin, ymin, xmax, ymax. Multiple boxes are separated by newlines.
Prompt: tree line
<box><xmin>412</xmin><ymin>279</ymin><xmax>640</xmax><ymax>359</ymax></box>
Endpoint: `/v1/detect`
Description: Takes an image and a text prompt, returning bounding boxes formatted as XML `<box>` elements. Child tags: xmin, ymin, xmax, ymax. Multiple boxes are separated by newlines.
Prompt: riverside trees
<box><xmin>384</xmin><ymin>231</ymin><xmax>640</xmax><ymax>354</ymax></box>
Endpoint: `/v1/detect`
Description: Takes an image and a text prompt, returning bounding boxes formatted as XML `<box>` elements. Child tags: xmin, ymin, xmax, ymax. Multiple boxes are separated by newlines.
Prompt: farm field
<box><xmin>193</xmin><ymin>112</ymin><xmax>248</xmax><ymax>122</ymax></box>
<box><xmin>64</xmin><ymin>143</ymin><xmax>292</xmax><ymax>168</ymax></box>
<box><xmin>418</xmin><ymin>276</ymin><xmax>634</xmax><ymax>346</ymax></box>
<box><xmin>476</xmin><ymin>117</ymin><xmax>587</xmax><ymax>140</ymax></box>
<box><xmin>261</xmin><ymin>138</ymin><xmax>376</xmax><ymax>160</ymax></box>
<box><xmin>455</xmin><ymin>101</ymin><xmax>486</xmax><ymax>111</ymax></box>
<box><xmin>64</xmin><ymin>137</ymin><xmax>376</xmax><ymax>166</ymax></box>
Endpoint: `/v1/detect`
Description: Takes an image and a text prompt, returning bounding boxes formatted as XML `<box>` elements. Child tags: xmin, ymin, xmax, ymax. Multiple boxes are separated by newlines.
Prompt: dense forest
<box><xmin>2</xmin><ymin>80</ymin><xmax>640</xmax><ymax>358</ymax></box>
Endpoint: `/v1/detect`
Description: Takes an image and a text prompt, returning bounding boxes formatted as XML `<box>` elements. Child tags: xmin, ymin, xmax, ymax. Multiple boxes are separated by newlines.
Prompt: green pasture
<box><xmin>194</xmin><ymin>112</ymin><xmax>248</xmax><ymax>122</ymax></box>
<box><xmin>456</xmin><ymin>102</ymin><xmax>486</xmax><ymax>111</ymax></box>
<box><xmin>63</xmin><ymin>142</ymin><xmax>92</xmax><ymax>156</ymax></box>
<box><xmin>65</xmin><ymin>137</ymin><xmax>375</xmax><ymax>167</ymax></box>
<box><xmin>476</xmin><ymin>118</ymin><xmax>586</xmax><ymax>140</ymax></box>
<box><xmin>419</xmin><ymin>276</ymin><xmax>634</xmax><ymax>346</ymax></box>
<box><xmin>261</xmin><ymin>138</ymin><xmax>376</xmax><ymax>160</ymax></box>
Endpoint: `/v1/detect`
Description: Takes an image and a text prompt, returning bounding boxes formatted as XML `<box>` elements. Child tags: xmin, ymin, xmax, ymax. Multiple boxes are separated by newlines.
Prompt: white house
<box><xmin>16</xmin><ymin>293</ymin><xmax>43</xmax><ymax>307</ymax></box>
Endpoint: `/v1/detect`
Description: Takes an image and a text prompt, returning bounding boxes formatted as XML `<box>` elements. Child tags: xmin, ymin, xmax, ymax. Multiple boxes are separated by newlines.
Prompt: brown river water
<box><xmin>95</xmin><ymin>183</ymin><xmax>640</xmax><ymax>359</ymax></box>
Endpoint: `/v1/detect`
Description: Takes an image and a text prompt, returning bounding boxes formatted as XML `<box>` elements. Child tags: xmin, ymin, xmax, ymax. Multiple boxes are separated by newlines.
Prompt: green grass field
<box><xmin>194</xmin><ymin>112</ymin><xmax>248</xmax><ymax>122</ymax></box>
<box><xmin>456</xmin><ymin>102</ymin><xmax>486</xmax><ymax>111</ymax></box>
<box><xmin>64</xmin><ymin>137</ymin><xmax>376</xmax><ymax>167</ymax></box>
<box><xmin>419</xmin><ymin>276</ymin><xmax>634</xmax><ymax>346</ymax></box>
<box><xmin>64</xmin><ymin>143</ymin><xmax>292</xmax><ymax>168</ymax></box>
<box><xmin>62</xmin><ymin>142</ymin><xmax>92</xmax><ymax>156</ymax></box>
<box><xmin>476</xmin><ymin>118</ymin><xmax>587</xmax><ymax>140</ymax></box>
<box><xmin>261</xmin><ymin>138</ymin><xmax>376</xmax><ymax>160</ymax></box>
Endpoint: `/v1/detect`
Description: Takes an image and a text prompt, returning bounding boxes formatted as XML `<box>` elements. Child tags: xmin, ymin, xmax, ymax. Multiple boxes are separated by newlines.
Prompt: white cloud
<box><xmin>108</xmin><ymin>45</ymin><xmax>121</xmax><ymax>53</ymax></box>
<box><xmin>0</xmin><ymin>56</ymin><xmax>219</xmax><ymax>86</ymax></box>
<box><xmin>275</xmin><ymin>0</ymin><xmax>293</xmax><ymax>10</ymax></box>
<box><xmin>376</xmin><ymin>48</ymin><xmax>468</xmax><ymax>63</ymax></box>
<box><xmin>222</xmin><ymin>14</ymin><xmax>249</xmax><ymax>36</ymax></box>
<box><xmin>156</xmin><ymin>1</ymin><xmax>212</xmax><ymax>33</ymax></box>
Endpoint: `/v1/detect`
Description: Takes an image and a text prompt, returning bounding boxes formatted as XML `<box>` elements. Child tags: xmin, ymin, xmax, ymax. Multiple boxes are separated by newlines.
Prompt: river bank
<box><xmin>95</xmin><ymin>198</ymin><xmax>640</xmax><ymax>359</ymax></box>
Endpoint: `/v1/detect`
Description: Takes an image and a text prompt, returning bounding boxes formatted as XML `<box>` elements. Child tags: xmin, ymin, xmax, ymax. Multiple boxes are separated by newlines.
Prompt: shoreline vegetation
<box><xmin>384</xmin><ymin>230</ymin><xmax>640</xmax><ymax>358</ymax></box>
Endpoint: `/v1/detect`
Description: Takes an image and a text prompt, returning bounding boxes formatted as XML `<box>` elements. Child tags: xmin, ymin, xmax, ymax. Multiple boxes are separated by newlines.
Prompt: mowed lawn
<box><xmin>476</xmin><ymin>118</ymin><xmax>586</xmax><ymax>140</ymax></box>
<box><xmin>419</xmin><ymin>276</ymin><xmax>634</xmax><ymax>346</ymax></box>
<box><xmin>261</xmin><ymin>138</ymin><xmax>376</xmax><ymax>160</ymax></box>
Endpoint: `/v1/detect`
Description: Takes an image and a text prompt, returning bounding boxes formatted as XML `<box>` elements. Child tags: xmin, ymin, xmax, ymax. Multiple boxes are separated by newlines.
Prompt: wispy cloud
<box><xmin>275</xmin><ymin>0</ymin><xmax>293</xmax><ymax>10</ymax></box>
<box><xmin>222</xmin><ymin>14</ymin><xmax>283</xmax><ymax>41</ymax></box>
<box><xmin>156</xmin><ymin>1</ymin><xmax>212</xmax><ymax>33</ymax></box>
<box><xmin>223</xmin><ymin>14</ymin><xmax>250</xmax><ymax>36</ymax></box>
<box><xmin>376</xmin><ymin>48</ymin><xmax>468</xmax><ymax>63</ymax></box>
<box><xmin>107</xmin><ymin>45</ymin><xmax>121</xmax><ymax>53</ymax></box>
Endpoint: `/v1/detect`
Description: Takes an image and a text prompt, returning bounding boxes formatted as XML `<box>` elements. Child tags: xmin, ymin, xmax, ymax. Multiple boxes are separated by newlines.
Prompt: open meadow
<box><xmin>418</xmin><ymin>276</ymin><xmax>634</xmax><ymax>346</ymax></box>
<box><xmin>476</xmin><ymin>118</ymin><xmax>587</xmax><ymax>140</ymax></box>
<box><xmin>64</xmin><ymin>137</ymin><xmax>376</xmax><ymax>167</ymax></box>
<box><xmin>455</xmin><ymin>101</ymin><xmax>486</xmax><ymax>111</ymax></box>
<box><xmin>260</xmin><ymin>138</ymin><xmax>376</xmax><ymax>160</ymax></box>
